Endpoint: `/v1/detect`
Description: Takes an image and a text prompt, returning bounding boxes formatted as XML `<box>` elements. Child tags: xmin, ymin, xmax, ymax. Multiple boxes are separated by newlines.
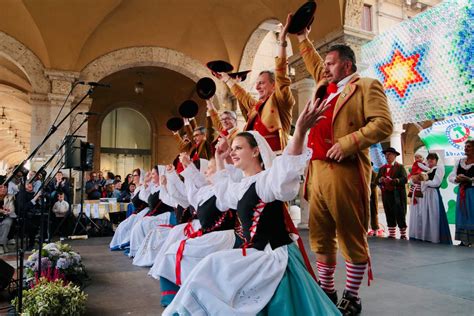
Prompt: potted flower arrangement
<box><xmin>12</xmin><ymin>278</ymin><xmax>87</xmax><ymax>315</ymax></box>
<box><xmin>25</xmin><ymin>242</ymin><xmax>87</xmax><ymax>287</ymax></box>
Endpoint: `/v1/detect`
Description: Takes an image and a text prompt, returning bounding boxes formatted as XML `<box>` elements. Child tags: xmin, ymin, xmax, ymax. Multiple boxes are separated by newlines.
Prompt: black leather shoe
<box><xmin>337</xmin><ymin>290</ymin><xmax>362</xmax><ymax>315</ymax></box>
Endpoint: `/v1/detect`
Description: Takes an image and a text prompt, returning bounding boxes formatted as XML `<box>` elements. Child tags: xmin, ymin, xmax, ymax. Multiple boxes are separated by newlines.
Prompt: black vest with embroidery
<box><xmin>237</xmin><ymin>183</ymin><xmax>292</xmax><ymax>251</ymax></box>
<box><xmin>457</xmin><ymin>162</ymin><xmax>474</xmax><ymax>188</ymax></box>
<box><xmin>197</xmin><ymin>195</ymin><xmax>236</xmax><ymax>233</ymax></box>
<box><xmin>146</xmin><ymin>191</ymin><xmax>175</xmax><ymax>216</ymax></box>
<box><xmin>131</xmin><ymin>190</ymin><xmax>148</xmax><ymax>213</ymax></box>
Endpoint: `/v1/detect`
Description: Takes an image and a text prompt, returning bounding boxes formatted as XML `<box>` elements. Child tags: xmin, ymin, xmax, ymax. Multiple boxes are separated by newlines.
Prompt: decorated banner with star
<box><xmin>361</xmin><ymin>0</ymin><xmax>473</xmax><ymax>124</ymax></box>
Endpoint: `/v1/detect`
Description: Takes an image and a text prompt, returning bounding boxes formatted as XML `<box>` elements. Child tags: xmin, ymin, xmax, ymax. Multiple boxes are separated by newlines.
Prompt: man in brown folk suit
<box><xmin>296</xmin><ymin>26</ymin><xmax>393</xmax><ymax>314</ymax></box>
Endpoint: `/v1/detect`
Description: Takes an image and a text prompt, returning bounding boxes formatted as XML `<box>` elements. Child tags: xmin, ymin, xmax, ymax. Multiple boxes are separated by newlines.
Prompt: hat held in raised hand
<box><xmin>166</xmin><ymin>117</ymin><xmax>184</xmax><ymax>132</ymax></box>
<box><xmin>287</xmin><ymin>0</ymin><xmax>317</xmax><ymax>34</ymax></box>
<box><xmin>196</xmin><ymin>77</ymin><xmax>216</xmax><ymax>99</ymax></box>
<box><xmin>179</xmin><ymin>100</ymin><xmax>199</xmax><ymax>119</ymax></box>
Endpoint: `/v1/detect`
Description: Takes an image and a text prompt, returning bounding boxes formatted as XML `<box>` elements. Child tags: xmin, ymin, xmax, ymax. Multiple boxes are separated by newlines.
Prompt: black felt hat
<box><xmin>382</xmin><ymin>147</ymin><xmax>400</xmax><ymax>156</ymax></box>
<box><xmin>228</xmin><ymin>70</ymin><xmax>251</xmax><ymax>82</ymax></box>
<box><xmin>196</xmin><ymin>77</ymin><xmax>216</xmax><ymax>99</ymax></box>
<box><xmin>206</xmin><ymin>60</ymin><xmax>234</xmax><ymax>73</ymax></box>
<box><xmin>288</xmin><ymin>1</ymin><xmax>317</xmax><ymax>34</ymax></box>
<box><xmin>179</xmin><ymin>100</ymin><xmax>199</xmax><ymax>118</ymax></box>
<box><xmin>166</xmin><ymin>117</ymin><xmax>184</xmax><ymax>132</ymax></box>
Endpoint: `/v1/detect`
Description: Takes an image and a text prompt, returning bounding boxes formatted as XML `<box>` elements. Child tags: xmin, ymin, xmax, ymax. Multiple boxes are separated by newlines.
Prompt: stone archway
<box><xmin>79</xmin><ymin>46</ymin><xmax>227</xmax><ymax>105</ymax></box>
<box><xmin>0</xmin><ymin>32</ymin><xmax>49</xmax><ymax>93</ymax></box>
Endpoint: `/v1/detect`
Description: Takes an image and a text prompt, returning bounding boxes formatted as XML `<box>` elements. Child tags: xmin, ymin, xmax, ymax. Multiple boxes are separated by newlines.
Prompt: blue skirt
<box><xmin>437</xmin><ymin>189</ymin><xmax>452</xmax><ymax>245</ymax></box>
<box><xmin>455</xmin><ymin>187</ymin><xmax>474</xmax><ymax>243</ymax></box>
<box><xmin>258</xmin><ymin>243</ymin><xmax>341</xmax><ymax>316</ymax></box>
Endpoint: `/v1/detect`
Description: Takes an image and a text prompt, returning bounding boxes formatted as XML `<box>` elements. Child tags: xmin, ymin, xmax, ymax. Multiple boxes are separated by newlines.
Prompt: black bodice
<box><xmin>146</xmin><ymin>191</ymin><xmax>175</xmax><ymax>216</ymax></box>
<box><xmin>237</xmin><ymin>183</ymin><xmax>292</xmax><ymax>251</ymax></box>
<box><xmin>175</xmin><ymin>205</ymin><xmax>196</xmax><ymax>224</ymax></box>
<box><xmin>197</xmin><ymin>195</ymin><xmax>236</xmax><ymax>233</ymax></box>
<box><xmin>131</xmin><ymin>191</ymin><xmax>148</xmax><ymax>213</ymax></box>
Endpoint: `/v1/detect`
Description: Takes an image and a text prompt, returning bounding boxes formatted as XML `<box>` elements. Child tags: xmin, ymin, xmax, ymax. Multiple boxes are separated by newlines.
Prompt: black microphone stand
<box><xmin>3</xmin><ymin>85</ymin><xmax>96</xmax><ymax>313</ymax></box>
<box><xmin>33</xmin><ymin>117</ymin><xmax>90</xmax><ymax>278</ymax></box>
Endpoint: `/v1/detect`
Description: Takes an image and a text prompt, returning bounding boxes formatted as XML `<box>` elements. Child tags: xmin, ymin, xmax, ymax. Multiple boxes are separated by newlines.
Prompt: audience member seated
<box><xmin>86</xmin><ymin>171</ymin><xmax>102</xmax><ymax>200</ymax></box>
<box><xmin>120</xmin><ymin>183</ymin><xmax>135</xmax><ymax>203</ymax></box>
<box><xmin>0</xmin><ymin>184</ymin><xmax>16</xmax><ymax>254</ymax></box>
<box><xmin>112</xmin><ymin>180</ymin><xmax>122</xmax><ymax>199</ymax></box>
<box><xmin>48</xmin><ymin>171</ymin><xmax>71</xmax><ymax>203</ymax></box>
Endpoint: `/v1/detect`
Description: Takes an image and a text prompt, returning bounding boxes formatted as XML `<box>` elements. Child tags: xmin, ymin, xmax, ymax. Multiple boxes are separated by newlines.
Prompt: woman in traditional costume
<box><xmin>409</xmin><ymin>153</ymin><xmax>452</xmax><ymax>244</ymax></box>
<box><xmin>449</xmin><ymin>140</ymin><xmax>474</xmax><ymax>247</ymax></box>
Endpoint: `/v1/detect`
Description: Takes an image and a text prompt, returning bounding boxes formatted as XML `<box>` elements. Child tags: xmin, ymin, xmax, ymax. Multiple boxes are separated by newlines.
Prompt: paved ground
<box><xmin>60</xmin><ymin>231</ymin><xmax>474</xmax><ymax>316</ymax></box>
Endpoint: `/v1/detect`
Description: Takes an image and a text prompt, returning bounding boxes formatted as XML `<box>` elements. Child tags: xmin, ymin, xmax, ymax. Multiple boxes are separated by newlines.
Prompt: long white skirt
<box><xmin>149</xmin><ymin>220</ymin><xmax>201</xmax><ymax>279</ymax></box>
<box><xmin>132</xmin><ymin>225</ymin><xmax>173</xmax><ymax>267</ymax></box>
<box><xmin>129</xmin><ymin>212</ymin><xmax>172</xmax><ymax>257</ymax></box>
<box><xmin>109</xmin><ymin>207</ymin><xmax>150</xmax><ymax>249</ymax></box>
<box><xmin>409</xmin><ymin>187</ymin><xmax>442</xmax><ymax>243</ymax></box>
<box><xmin>154</xmin><ymin>229</ymin><xmax>236</xmax><ymax>285</ymax></box>
<box><xmin>163</xmin><ymin>244</ymin><xmax>288</xmax><ymax>316</ymax></box>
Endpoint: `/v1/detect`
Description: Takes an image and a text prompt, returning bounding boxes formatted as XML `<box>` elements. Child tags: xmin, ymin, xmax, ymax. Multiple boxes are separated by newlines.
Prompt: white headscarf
<box><xmin>246</xmin><ymin>131</ymin><xmax>276</xmax><ymax>170</ymax></box>
<box><xmin>138</xmin><ymin>168</ymin><xmax>145</xmax><ymax>186</ymax></box>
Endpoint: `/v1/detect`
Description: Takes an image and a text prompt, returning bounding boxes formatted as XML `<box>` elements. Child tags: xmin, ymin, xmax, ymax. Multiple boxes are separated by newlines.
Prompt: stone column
<box><xmin>291</xmin><ymin>78</ymin><xmax>316</xmax><ymax>115</ymax></box>
<box><xmin>290</xmin><ymin>78</ymin><xmax>316</xmax><ymax>229</ymax></box>
<box><xmin>28</xmin><ymin>70</ymin><xmax>81</xmax><ymax>172</ymax></box>
<box><xmin>390</xmin><ymin>123</ymin><xmax>404</xmax><ymax>163</ymax></box>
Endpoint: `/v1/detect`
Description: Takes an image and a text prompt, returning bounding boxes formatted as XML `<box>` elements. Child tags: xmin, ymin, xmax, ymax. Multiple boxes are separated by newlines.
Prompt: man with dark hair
<box><xmin>296</xmin><ymin>25</ymin><xmax>393</xmax><ymax>315</ymax></box>
<box><xmin>189</xmin><ymin>126</ymin><xmax>212</xmax><ymax>160</ymax></box>
<box><xmin>376</xmin><ymin>147</ymin><xmax>408</xmax><ymax>241</ymax></box>
<box><xmin>217</xmin><ymin>17</ymin><xmax>295</xmax><ymax>153</ymax></box>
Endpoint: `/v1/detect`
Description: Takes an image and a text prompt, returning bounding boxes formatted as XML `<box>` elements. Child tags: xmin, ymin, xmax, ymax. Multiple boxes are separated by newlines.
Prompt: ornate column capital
<box><xmin>45</xmin><ymin>69</ymin><xmax>81</xmax><ymax>105</ymax></box>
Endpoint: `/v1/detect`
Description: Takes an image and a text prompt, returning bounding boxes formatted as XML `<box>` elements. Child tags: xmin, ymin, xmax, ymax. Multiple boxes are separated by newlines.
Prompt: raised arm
<box><xmin>274</xmin><ymin>14</ymin><xmax>296</xmax><ymax>114</ymax></box>
<box><xmin>206</xmin><ymin>99</ymin><xmax>223</xmax><ymax>132</ymax></box>
<box><xmin>297</xmin><ymin>27</ymin><xmax>325</xmax><ymax>82</ymax></box>
<box><xmin>218</xmin><ymin>72</ymin><xmax>257</xmax><ymax>120</ymax></box>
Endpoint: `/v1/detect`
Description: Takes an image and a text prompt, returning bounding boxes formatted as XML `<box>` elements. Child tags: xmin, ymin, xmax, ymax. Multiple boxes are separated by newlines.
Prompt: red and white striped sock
<box><xmin>400</xmin><ymin>227</ymin><xmax>407</xmax><ymax>239</ymax></box>
<box><xmin>345</xmin><ymin>261</ymin><xmax>367</xmax><ymax>297</ymax></box>
<box><xmin>317</xmin><ymin>261</ymin><xmax>336</xmax><ymax>293</ymax></box>
<box><xmin>388</xmin><ymin>227</ymin><xmax>396</xmax><ymax>238</ymax></box>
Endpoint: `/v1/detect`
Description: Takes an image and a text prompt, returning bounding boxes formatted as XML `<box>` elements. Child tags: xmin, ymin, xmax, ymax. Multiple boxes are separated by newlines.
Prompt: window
<box><xmin>100</xmin><ymin>108</ymin><xmax>151</xmax><ymax>176</ymax></box>
<box><xmin>361</xmin><ymin>4</ymin><xmax>373</xmax><ymax>32</ymax></box>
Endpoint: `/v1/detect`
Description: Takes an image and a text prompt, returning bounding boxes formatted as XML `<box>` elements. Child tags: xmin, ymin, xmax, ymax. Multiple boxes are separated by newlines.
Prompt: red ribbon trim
<box><xmin>175</xmin><ymin>226</ymin><xmax>202</xmax><ymax>286</ymax></box>
<box><xmin>162</xmin><ymin>290</ymin><xmax>178</xmax><ymax>296</ymax></box>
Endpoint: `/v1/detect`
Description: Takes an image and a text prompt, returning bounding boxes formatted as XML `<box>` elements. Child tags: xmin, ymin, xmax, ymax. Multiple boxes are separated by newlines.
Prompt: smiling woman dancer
<box><xmin>163</xmin><ymin>97</ymin><xmax>340</xmax><ymax>316</ymax></box>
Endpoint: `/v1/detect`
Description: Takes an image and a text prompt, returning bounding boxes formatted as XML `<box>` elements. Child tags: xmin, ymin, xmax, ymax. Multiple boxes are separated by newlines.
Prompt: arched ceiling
<box><xmin>0</xmin><ymin>83</ymin><xmax>31</xmax><ymax>165</ymax></box>
<box><xmin>0</xmin><ymin>0</ymin><xmax>343</xmax><ymax>71</ymax></box>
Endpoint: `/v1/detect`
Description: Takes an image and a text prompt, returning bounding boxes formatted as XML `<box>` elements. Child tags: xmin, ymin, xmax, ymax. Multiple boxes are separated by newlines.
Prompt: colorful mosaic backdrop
<box><xmin>361</xmin><ymin>0</ymin><xmax>474</xmax><ymax>125</ymax></box>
